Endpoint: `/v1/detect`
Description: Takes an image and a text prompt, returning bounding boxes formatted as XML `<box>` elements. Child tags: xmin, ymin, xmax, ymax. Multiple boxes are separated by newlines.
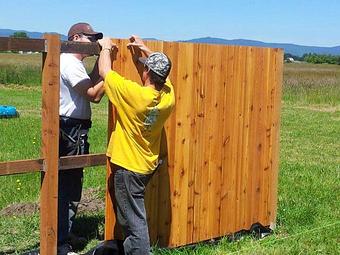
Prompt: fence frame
<box><xmin>0</xmin><ymin>34</ymin><xmax>106</xmax><ymax>255</ymax></box>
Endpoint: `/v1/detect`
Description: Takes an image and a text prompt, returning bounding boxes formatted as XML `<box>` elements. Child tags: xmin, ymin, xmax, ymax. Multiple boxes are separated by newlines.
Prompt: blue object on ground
<box><xmin>0</xmin><ymin>105</ymin><xmax>19</xmax><ymax>118</ymax></box>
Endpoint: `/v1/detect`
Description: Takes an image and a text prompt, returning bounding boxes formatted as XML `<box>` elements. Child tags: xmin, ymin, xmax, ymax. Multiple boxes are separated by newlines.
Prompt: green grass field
<box><xmin>0</xmin><ymin>54</ymin><xmax>339</xmax><ymax>254</ymax></box>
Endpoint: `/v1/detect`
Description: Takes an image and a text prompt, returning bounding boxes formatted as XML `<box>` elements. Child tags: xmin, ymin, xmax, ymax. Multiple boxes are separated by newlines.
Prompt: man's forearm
<box><xmin>89</xmin><ymin>58</ymin><xmax>102</xmax><ymax>82</ymax></box>
<box><xmin>99</xmin><ymin>49</ymin><xmax>113</xmax><ymax>78</ymax></box>
<box><xmin>91</xmin><ymin>81</ymin><xmax>105</xmax><ymax>103</ymax></box>
<box><xmin>87</xmin><ymin>80</ymin><xmax>104</xmax><ymax>103</ymax></box>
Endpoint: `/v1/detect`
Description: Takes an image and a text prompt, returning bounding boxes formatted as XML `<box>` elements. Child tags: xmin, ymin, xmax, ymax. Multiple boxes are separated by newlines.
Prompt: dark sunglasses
<box><xmin>81</xmin><ymin>34</ymin><xmax>97</xmax><ymax>42</ymax></box>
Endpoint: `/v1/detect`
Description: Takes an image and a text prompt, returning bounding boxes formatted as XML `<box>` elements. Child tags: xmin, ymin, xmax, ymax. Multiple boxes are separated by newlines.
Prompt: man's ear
<box><xmin>72</xmin><ymin>34</ymin><xmax>80</xmax><ymax>41</ymax></box>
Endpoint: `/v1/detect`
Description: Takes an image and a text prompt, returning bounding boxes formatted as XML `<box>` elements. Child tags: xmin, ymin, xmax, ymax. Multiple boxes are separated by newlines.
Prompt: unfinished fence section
<box><xmin>0</xmin><ymin>35</ymin><xmax>106</xmax><ymax>255</ymax></box>
<box><xmin>105</xmin><ymin>40</ymin><xmax>283</xmax><ymax>247</ymax></box>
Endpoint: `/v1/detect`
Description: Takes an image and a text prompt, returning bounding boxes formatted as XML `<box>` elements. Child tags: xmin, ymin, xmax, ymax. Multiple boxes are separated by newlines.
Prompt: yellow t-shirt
<box><xmin>104</xmin><ymin>70</ymin><xmax>175</xmax><ymax>174</ymax></box>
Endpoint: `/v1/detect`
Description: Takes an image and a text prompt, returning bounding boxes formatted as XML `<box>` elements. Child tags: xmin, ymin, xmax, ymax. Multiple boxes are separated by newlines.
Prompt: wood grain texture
<box><xmin>0</xmin><ymin>36</ymin><xmax>45</xmax><ymax>52</ymax></box>
<box><xmin>40</xmin><ymin>34</ymin><xmax>60</xmax><ymax>255</ymax></box>
<box><xmin>102</xmin><ymin>40</ymin><xmax>283</xmax><ymax>247</ymax></box>
<box><xmin>0</xmin><ymin>154</ymin><xmax>106</xmax><ymax>176</ymax></box>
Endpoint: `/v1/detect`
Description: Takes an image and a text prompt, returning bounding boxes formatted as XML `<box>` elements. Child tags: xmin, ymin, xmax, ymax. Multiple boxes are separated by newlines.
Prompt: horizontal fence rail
<box><xmin>0</xmin><ymin>37</ymin><xmax>46</xmax><ymax>52</ymax></box>
<box><xmin>0</xmin><ymin>36</ymin><xmax>100</xmax><ymax>55</ymax></box>
<box><xmin>0</xmin><ymin>153</ymin><xmax>107</xmax><ymax>176</ymax></box>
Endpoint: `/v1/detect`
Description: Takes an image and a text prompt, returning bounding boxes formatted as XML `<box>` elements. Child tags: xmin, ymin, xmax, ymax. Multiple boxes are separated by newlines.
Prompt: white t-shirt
<box><xmin>60</xmin><ymin>53</ymin><xmax>91</xmax><ymax>120</ymax></box>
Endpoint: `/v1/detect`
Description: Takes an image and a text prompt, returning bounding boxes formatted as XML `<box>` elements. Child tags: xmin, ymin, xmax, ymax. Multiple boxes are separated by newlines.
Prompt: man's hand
<box><xmin>98</xmin><ymin>38</ymin><xmax>116</xmax><ymax>51</ymax></box>
<box><xmin>127</xmin><ymin>35</ymin><xmax>153</xmax><ymax>56</ymax></box>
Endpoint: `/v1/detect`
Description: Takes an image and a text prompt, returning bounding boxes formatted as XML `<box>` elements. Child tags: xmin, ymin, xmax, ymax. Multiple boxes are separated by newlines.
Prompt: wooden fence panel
<box><xmin>104</xmin><ymin>40</ymin><xmax>283</xmax><ymax>247</ymax></box>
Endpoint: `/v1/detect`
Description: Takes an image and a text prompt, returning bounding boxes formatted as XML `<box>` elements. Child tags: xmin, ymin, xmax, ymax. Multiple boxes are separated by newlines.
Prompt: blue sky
<box><xmin>0</xmin><ymin>0</ymin><xmax>338</xmax><ymax>46</ymax></box>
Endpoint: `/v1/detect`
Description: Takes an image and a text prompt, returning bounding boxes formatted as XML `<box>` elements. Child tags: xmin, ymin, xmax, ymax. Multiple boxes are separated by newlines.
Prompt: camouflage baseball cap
<box><xmin>139</xmin><ymin>52</ymin><xmax>171</xmax><ymax>79</ymax></box>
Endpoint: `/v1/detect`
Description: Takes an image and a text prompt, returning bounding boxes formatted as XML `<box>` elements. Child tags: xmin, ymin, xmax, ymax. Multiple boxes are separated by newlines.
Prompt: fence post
<box><xmin>104</xmin><ymin>102</ymin><xmax>120</xmax><ymax>240</ymax></box>
<box><xmin>40</xmin><ymin>34</ymin><xmax>60</xmax><ymax>255</ymax></box>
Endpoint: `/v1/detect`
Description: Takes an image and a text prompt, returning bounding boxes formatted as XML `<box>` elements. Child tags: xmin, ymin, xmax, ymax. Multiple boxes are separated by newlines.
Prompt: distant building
<box><xmin>285</xmin><ymin>57</ymin><xmax>302</xmax><ymax>63</ymax></box>
<box><xmin>286</xmin><ymin>57</ymin><xmax>295</xmax><ymax>63</ymax></box>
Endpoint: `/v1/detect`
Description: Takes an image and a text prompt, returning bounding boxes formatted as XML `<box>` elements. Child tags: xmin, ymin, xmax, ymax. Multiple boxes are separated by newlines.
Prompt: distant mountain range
<box><xmin>182</xmin><ymin>37</ymin><xmax>340</xmax><ymax>57</ymax></box>
<box><xmin>0</xmin><ymin>29</ymin><xmax>68</xmax><ymax>41</ymax></box>
<box><xmin>1</xmin><ymin>29</ymin><xmax>339</xmax><ymax>57</ymax></box>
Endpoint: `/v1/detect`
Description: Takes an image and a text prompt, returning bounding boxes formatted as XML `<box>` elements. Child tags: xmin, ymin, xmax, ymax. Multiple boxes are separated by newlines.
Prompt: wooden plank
<box><xmin>247</xmin><ymin>48</ymin><xmax>263</xmax><ymax>225</ymax></box>
<box><xmin>60</xmin><ymin>41</ymin><xmax>100</xmax><ymax>55</ymax></box>
<box><xmin>192</xmin><ymin>43</ymin><xmax>205</xmax><ymax>242</ymax></box>
<box><xmin>40</xmin><ymin>34</ymin><xmax>60</xmax><ymax>255</ymax></box>
<box><xmin>185</xmin><ymin>43</ymin><xmax>200</xmax><ymax>245</ymax></box>
<box><xmin>0</xmin><ymin>153</ymin><xmax>106</xmax><ymax>176</ymax></box>
<box><xmin>206</xmin><ymin>44</ymin><xmax>223</xmax><ymax>239</ymax></box>
<box><xmin>59</xmin><ymin>153</ymin><xmax>106</xmax><ymax>170</ymax></box>
<box><xmin>264</xmin><ymin>51</ymin><xmax>275</xmax><ymax>225</ymax></box>
<box><xmin>242</xmin><ymin>47</ymin><xmax>261</xmax><ymax>228</ymax></box>
<box><xmin>234</xmin><ymin>46</ymin><xmax>247</xmax><ymax>230</ymax></box>
<box><xmin>0</xmin><ymin>36</ymin><xmax>101</xmax><ymax>54</ymax></box>
<box><xmin>0</xmin><ymin>36</ymin><xmax>45</xmax><ymax>52</ymax></box>
<box><xmin>169</xmin><ymin>42</ymin><xmax>193</xmax><ymax>246</ymax></box>
<box><xmin>219</xmin><ymin>45</ymin><xmax>230</xmax><ymax>235</ymax></box>
<box><xmin>220</xmin><ymin>45</ymin><xmax>236</xmax><ymax>234</ymax></box>
<box><xmin>257</xmin><ymin>47</ymin><xmax>272</xmax><ymax>226</ymax></box>
<box><xmin>155</xmin><ymin>129</ymin><xmax>172</xmax><ymax>246</ymax></box>
<box><xmin>160</xmin><ymin>41</ymin><xmax>179</xmax><ymax>247</ymax></box>
<box><xmin>240</xmin><ymin>47</ymin><xmax>254</xmax><ymax>229</ymax></box>
<box><xmin>258</xmin><ymin>48</ymin><xmax>272</xmax><ymax>225</ymax></box>
<box><xmin>0</xmin><ymin>159</ymin><xmax>42</xmax><ymax>176</ymax></box>
<box><xmin>229</xmin><ymin>46</ymin><xmax>240</xmax><ymax>233</ymax></box>
<box><xmin>104</xmin><ymin>67</ymin><xmax>118</xmax><ymax>240</ymax></box>
<box><xmin>183</xmin><ymin>43</ymin><xmax>195</xmax><ymax>244</ymax></box>
<box><xmin>268</xmin><ymin>48</ymin><xmax>283</xmax><ymax>228</ymax></box>
<box><xmin>192</xmin><ymin>44</ymin><xmax>210</xmax><ymax>242</ymax></box>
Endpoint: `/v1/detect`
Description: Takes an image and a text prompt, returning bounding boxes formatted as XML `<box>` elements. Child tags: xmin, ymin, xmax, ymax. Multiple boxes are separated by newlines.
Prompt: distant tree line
<box><xmin>302</xmin><ymin>53</ymin><xmax>340</xmax><ymax>65</ymax></box>
<box><xmin>284</xmin><ymin>53</ymin><xmax>340</xmax><ymax>65</ymax></box>
<box><xmin>10</xmin><ymin>31</ymin><xmax>29</xmax><ymax>38</ymax></box>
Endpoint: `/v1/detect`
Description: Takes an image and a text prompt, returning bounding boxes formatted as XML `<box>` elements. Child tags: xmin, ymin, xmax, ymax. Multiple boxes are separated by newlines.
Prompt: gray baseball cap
<box><xmin>139</xmin><ymin>52</ymin><xmax>171</xmax><ymax>79</ymax></box>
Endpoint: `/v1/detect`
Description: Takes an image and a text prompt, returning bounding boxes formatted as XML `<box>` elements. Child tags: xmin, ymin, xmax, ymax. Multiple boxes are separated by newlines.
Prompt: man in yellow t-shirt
<box><xmin>98</xmin><ymin>35</ymin><xmax>175</xmax><ymax>254</ymax></box>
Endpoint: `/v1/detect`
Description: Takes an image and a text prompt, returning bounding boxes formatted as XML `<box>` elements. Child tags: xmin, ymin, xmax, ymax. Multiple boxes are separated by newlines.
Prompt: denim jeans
<box><xmin>58</xmin><ymin>117</ymin><xmax>91</xmax><ymax>244</ymax></box>
<box><xmin>114</xmin><ymin>167</ymin><xmax>153</xmax><ymax>255</ymax></box>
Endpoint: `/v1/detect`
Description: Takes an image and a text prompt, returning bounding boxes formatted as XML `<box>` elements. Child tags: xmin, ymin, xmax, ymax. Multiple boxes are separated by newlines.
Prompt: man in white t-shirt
<box><xmin>58</xmin><ymin>22</ymin><xmax>105</xmax><ymax>255</ymax></box>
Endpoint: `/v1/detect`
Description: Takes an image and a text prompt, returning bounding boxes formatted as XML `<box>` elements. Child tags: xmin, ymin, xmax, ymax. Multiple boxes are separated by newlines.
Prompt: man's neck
<box><xmin>144</xmin><ymin>77</ymin><xmax>164</xmax><ymax>91</ymax></box>
<box><xmin>144</xmin><ymin>81</ymin><xmax>163</xmax><ymax>91</ymax></box>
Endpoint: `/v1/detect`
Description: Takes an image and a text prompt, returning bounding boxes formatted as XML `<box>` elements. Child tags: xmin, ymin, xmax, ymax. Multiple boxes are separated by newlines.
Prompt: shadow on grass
<box><xmin>71</xmin><ymin>213</ymin><xmax>105</xmax><ymax>250</ymax></box>
<box><xmin>20</xmin><ymin>213</ymin><xmax>105</xmax><ymax>255</ymax></box>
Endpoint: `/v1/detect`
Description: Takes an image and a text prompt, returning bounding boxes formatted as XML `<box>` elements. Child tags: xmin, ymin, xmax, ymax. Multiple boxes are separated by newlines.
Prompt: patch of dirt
<box><xmin>0</xmin><ymin>188</ymin><xmax>105</xmax><ymax>217</ymax></box>
<box><xmin>77</xmin><ymin>188</ymin><xmax>105</xmax><ymax>215</ymax></box>
<box><xmin>0</xmin><ymin>202</ymin><xmax>39</xmax><ymax>216</ymax></box>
